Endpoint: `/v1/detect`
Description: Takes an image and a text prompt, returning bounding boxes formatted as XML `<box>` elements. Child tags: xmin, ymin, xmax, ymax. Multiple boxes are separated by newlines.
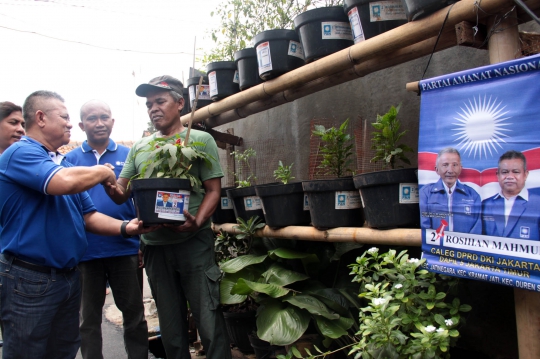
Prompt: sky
<box><xmin>0</xmin><ymin>0</ymin><xmax>223</xmax><ymax>141</ymax></box>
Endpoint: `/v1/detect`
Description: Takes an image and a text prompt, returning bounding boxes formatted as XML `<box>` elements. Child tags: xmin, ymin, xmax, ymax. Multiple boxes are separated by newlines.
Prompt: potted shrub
<box><xmin>129</xmin><ymin>133</ymin><xmax>214</xmax><ymax>225</ymax></box>
<box><xmin>256</xmin><ymin>161</ymin><xmax>311</xmax><ymax>228</ymax></box>
<box><xmin>353</xmin><ymin>104</ymin><xmax>420</xmax><ymax>229</ymax></box>
<box><xmin>302</xmin><ymin>118</ymin><xmax>364</xmax><ymax>229</ymax></box>
<box><xmin>226</xmin><ymin>148</ymin><xmax>265</xmax><ymax>221</ymax></box>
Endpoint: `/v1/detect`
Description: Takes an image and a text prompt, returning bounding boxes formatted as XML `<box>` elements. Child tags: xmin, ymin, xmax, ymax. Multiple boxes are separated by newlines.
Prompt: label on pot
<box><xmin>369</xmin><ymin>0</ymin><xmax>406</xmax><ymax>22</ymax></box>
<box><xmin>321</xmin><ymin>22</ymin><xmax>353</xmax><ymax>40</ymax></box>
<box><xmin>347</xmin><ymin>7</ymin><xmax>365</xmax><ymax>44</ymax></box>
<box><xmin>399</xmin><ymin>183</ymin><xmax>419</xmax><ymax>204</ymax></box>
<box><xmin>303</xmin><ymin>194</ymin><xmax>310</xmax><ymax>211</ymax></box>
<box><xmin>155</xmin><ymin>190</ymin><xmax>190</xmax><ymax>221</ymax></box>
<box><xmin>208</xmin><ymin>71</ymin><xmax>218</xmax><ymax>97</ymax></box>
<box><xmin>288</xmin><ymin>40</ymin><xmax>304</xmax><ymax>60</ymax></box>
<box><xmin>257</xmin><ymin>41</ymin><xmax>272</xmax><ymax>75</ymax></box>
<box><xmin>244</xmin><ymin>196</ymin><xmax>263</xmax><ymax>211</ymax></box>
<box><xmin>221</xmin><ymin>196</ymin><xmax>233</xmax><ymax>210</ymax></box>
<box><xmin>335</xmin><ymin>191</ymin><xmax>361</xmax><ymax>210</ymax></box>
<box><xmin>233</xmin><ymin>70</ymin><xmax>239</xmax><ymax>83</ymax></box>
<box><xmin>189</xmin><ymin>85</ymin><xmax>211</xmax><ymax>107</ymax></box>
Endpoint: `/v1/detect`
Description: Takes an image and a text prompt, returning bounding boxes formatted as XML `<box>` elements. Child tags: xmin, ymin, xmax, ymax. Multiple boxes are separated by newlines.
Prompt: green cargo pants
<box><xmin>144</xmin><ymin>228</ymin><xmax>231</xmax><ymax>359</ymax></box>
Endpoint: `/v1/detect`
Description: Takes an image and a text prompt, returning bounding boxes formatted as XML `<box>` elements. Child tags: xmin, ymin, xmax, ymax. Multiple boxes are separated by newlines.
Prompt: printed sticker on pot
<box><xmin>208</xmin><ymin>71</ymin><xmax>218</xmax><ymax>97</ymax></box>
<box><xmin>233</xmin><ymin>70</ymin><xmax>239</xmax><ymax>83</ymax></box>
<box><xmin>190</xmin><ymin>85</ymin><xmax>211</xmax><ymax>106</ymax></box>
<box><xmin>244</xmin><ymin>196</ymin><xmax>263</xmax><ymax>211</ymax></box>
<box><xmin>335</xmin><ymin>191</ymin><xmax>361</xmax><ymax>210</ymax></box>
<box><xmin>347</xmin><ymin>7</ymin><xmax>365</xmax><ymax>43</ymax></box>
<box><xmin>288</xmin><ymin>40</ymin><xmax>304</xmax><ymax>59</ymax></box>
<box><xmin>156</xmin><ymin>190</ymin><xmax>190</xmax><ymax>221</ymax></box>
<box><xmin>399</xmin><ymin>183</ymin><xmax>419</xmax><ymax>204</ymax></box>
<box><xmin>369</xmin><ymin>0</ymin><xmax>406</xmax><ymax>22</ymax></box>
<box><xmin>321</xmin><ymin>22</ymin><xmax>353</xmax><ymax>40</ymax></box>
<box><xmin>257</xmin><ymin>41</ymin><xmax>272</xmax><ymax>75</ymax></box>
<box><xmin>303</xmin><ymin>194</ymin><xmax>310</xmax><ymax>211</ymax></box>
<box><xmin>221</xmin><ymin>196</ymin><xmax>233</xmax><ymax>210</ymax></box>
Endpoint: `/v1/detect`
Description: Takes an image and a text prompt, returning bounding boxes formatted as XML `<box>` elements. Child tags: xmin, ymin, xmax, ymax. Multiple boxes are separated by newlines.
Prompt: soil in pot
<box><xmin>234</xmin><ymin>47</ymin><xmax>264</xmax><ymax>91</ymax></box>
<box><xmin>226</xmin><ymin>186</ymin><xmax>265</xmax><ymax>222</ymax></box>
<box><xmin>253</xmin><ymin>29</ymin><xmax>305</xmax><ymax>81</ymax></box>
<box><xmin>212</xmin><ymin>186</ymin><xmax>237</xmax><ymax>224</ymax></box>
<box><xmin>353</xmin><ymin>168</ymin><xmax>420</xmax><ymax>229</ymax></box>
<box><xmin>255</xmin><ymin>182</ymin><xmax>310</xmax><ymax>228</ymax></box>
<box><xmin>293</xmin><ymin>6</ymin><xmax>354</xmax><ymax>63</ymax></box>
<box><xmin>344</xmin><ymin>0</ymin><xmax>407</xmax><ymax>44</ymax></box>
<box><xmin>223</xmin><ymin>311</ymin><xmax>256</xmax><ymax>354</ymax></box>
<box><xmin>186</xmin><ymin>76</ymin><xmax>212</xmax><ymax>110</ymax></box>
<box><xmin>302</xmin><ymin>177</ymin><xmax>364</xmax><ymax>229</ymax></box>
<box><xmin>207</xmin><ymin>61</ymin><xmax>240</xmax><ymax>101</ymax></box>
<box><xmin>131</xmin><ymin>178</ymin><xmax>192</xmax><ymax>225</ymax></box>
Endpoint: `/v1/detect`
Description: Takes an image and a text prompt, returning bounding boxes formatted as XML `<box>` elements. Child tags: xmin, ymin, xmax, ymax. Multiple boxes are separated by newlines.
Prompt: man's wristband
<box><xmin>121</xmin><ymin>220</ymin><xmax>132</xmax><ymax>238</ymax></box>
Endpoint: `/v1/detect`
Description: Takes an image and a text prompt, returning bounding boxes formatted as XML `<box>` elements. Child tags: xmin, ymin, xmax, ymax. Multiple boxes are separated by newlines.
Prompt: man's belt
<box><xmin>4</xmin><ymin>253</ymin><xmax>76</xmax><ymax>274</ymax></box>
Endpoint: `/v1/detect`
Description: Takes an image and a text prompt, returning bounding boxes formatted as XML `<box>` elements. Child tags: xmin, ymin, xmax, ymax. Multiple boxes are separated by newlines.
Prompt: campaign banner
<box><xmin>418</xmin><ymin>54</ymin><xmax>540</xmax><ymax>292</ymax></box>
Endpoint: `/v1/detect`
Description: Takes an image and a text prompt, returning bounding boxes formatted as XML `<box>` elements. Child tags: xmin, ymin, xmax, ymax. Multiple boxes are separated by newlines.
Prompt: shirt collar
<box><xmin>495</xmin><ymin>187</ymin><xmax>529</xmax><ymax>201</ymax></box>
<box><xmin>20</xmin><ymin>136</ymin><xmax>65</xmax><ymax>164</ymax></box>
<box><xmin>81</xmin><ymin>138</ymin><xmax>117</xmax><ymax>153</ymax></box>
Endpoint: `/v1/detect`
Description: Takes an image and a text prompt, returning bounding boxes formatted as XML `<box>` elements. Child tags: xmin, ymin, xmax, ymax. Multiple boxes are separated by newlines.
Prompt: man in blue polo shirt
<box><xmin>0</xmin><ymin>90</ymin><xmax>155</xmax><ymax>359</ymax></box>
<box><xmin>65</xmin><ymin>100</ymin><xmax>148</xmax><ymax>359</ymax></box>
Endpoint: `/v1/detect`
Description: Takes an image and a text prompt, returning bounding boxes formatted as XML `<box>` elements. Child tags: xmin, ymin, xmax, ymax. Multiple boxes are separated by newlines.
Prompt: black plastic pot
<box><xmin>253</xmin><ymin>29</ymin><xmax>305</xmax><ymax>81</ymax></box>
<box><xmin>255</xmin><ymin>182</ymin><xmax>310</xmax><ymax>228</ymax></box>
<box><xmin>353</xmin><ymin>168</ymin><xmax>420</xmax><ymax>229</ymax></box>
<box><xmin>186</xmin><ymin>76</ymin><xmax>212</xmax><ymax>110</ymax></box>
<box><xmin>344</xmin><ymin>0</ymin><xmax>407</xmax><ymax>43</ymax></box>
<box><xmin>302</xmin><ymin>177</ymin><xmax>364</xmax><ymax>229</ymax></box>
<box><xmin>180</xmin><ymin>87</ymin><xmax>191</xmax><ymax>116</ymax></box>
<box><xmin>248</xmin><ymin>334</ymin><xmax>286</xmax><ymax>359</ymax></box>
<box><xmin>223</xmin><ymin>311</ymin><xmax>256</xmax><ymax>354</ymax></box>
<box><xmin>401</xmin><ymin>0</ymin><xmax>454</xmax><ymax>21</ymax></box>
<box><xmin>226</xmin><ymin>186</ymin><xmax>265</xmax><ymax>222</ymax></box>
<box><xmin>234</xmin><ymin>48</ymin><xmax>264</xmax><ymax>91</ymax></box>
<box><xmin>206</xmin><ymin>61</ymin><xmax>240</xmax><ymax>101</ymax></box>
<box><xmin>212</xmin><ymin>186</ymin><xmax>237</xmax><ymax>224</ymax></box>
<box><xmin>131</xmin><ymin>178</ymin><xmax>192</xmax><ymax>225</ymax></box>
<box><xmin>293</xmin><ymin>6</ymin><xmax>354</xmax><ymax>63</ymax></box>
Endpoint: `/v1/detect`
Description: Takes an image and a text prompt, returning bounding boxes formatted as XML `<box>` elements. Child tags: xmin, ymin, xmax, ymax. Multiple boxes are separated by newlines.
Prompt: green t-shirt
<box><xmin>121</xmin><ymin>129</ymin><xmax>224</xmax><ymax>245</ymax></box>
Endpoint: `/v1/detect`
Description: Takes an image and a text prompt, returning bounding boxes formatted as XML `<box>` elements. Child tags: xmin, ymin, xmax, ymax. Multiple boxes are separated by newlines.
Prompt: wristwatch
<box><xmin>121</xmin><ymin>220</ymin><xmax>132</xmax><ymax>238</ymax></box>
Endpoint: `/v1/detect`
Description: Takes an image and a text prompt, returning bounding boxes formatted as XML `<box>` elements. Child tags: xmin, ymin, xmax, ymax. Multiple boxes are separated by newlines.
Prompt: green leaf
<box><xmin>257</xmin><ymin>299</ymin><xmax>310</xmax><ymax>346</ymax></box>
<box><xmin>219</xmin><ymin>254</ymin><xmax>267</xmax><ymax>273</ymax></box>
<box><xmin>262</xmin><ymin>263</ymin><xmax>309</xmax><ymax>286</ymax></box>
<box><xmin>314</xmin><ymin>315</ymin><xmax>353</xmax><ymax>339</ymax></box>
<box><xmin>181</xmin><ymin>146</ymin><xmax>197</xmax><ymax>160</ymax></box>
<box><xmin>232</xmin><ymin>278</ymin><xmax>290</xmax><ymax>298</ymax></box>
<box><xmin>283</xmin><ymin>294</ymin><xmax>338</xmax><ymax>320</ymax></box>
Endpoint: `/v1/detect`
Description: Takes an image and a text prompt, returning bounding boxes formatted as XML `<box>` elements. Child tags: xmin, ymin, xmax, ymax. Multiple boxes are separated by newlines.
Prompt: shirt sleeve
<box><xmin>119</xmin><ymin>144</ymin><xmax>138</xmax><ymax>180</ymax></box>
<box><xmin>198</xmin><ymin>133</ymin><xmax>224</xmax><ymax>182</ymax></box>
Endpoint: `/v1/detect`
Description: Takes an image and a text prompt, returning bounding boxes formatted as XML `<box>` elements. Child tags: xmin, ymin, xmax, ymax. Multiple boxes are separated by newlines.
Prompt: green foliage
<box><xmin>274</xmin><ymin>160</ymin><xmax>295</xmax><ymax>184</ymax></box>
<box><xmin>131</xmin><ymin>134</ymin><xmax>214</xmax><ymax>192</ymax></box>
<box><xmin>230</xmin><ymin>148</ymin><xmax>257</xmax><ymax>187</ymax></box>
<box><xmin>370</xmin><ymin>104</ymin><xmax>414</xmax><ymax>169</ymax></box>
<box><xmin>312</xmin><ymin>118</ymin><xmax>354</xmax><ymax>178</ymax></box>
<box><xmin>347</xmin><ymin>248</ymin><xmax>471</xmax><ymax>359</ymax></box>
<box><xmin>214</xmin><ymin>230</ymin><xmax>251</xmax><ymax>264</ymax></box>
<box><xmin>202</xmin><ymin>0</ymin><xmax>344</xmax><ymax>64</ymax></box>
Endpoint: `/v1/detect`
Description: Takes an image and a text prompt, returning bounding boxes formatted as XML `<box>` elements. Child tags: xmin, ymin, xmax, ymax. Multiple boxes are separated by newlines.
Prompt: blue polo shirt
<box><xmin>0</xmin><ymin>136</ymin><xmax>96</xmax><ymax>269</ymax></box>
<box><xmin>65</xmin><ymin>139</ymin><xmax>139</xmax><ymax>261</ymax></box>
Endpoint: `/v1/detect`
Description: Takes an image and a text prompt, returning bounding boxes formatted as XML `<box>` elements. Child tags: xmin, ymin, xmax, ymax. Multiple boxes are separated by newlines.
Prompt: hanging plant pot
<box><xmin>206</xmin><ymin>61</ymin><xmax>240</xmax><ymax>101</ymax></box>
<box><xmin>186</xmin><ymin>76</ymin><xmax>212</xmax><ymax>110</ymax></box>
<box><xmin>234</xmin><ymin>48</ymin><xmax>264</xmax><ymax>91</ymax></box>
<box><xmin>302</xmin><ymin>177</ymin><xmax>364</xmax><ymax>229</ymax></box>
<box><xmin>255</xmin><ymin>182</ymin><xmax>311</xmax><ymax>228</ymax></box>
<box><xmin>179</xmin><ymin>87</ymin><xmax>191</xmax><ymax>116</ymax></box>
<box><xmin>212</xmin><ymin>186</ymin><xmax>237</xmax><ymax>224</ymax></box>
<box><xmin>223</xmin><ymin>311</ymin><xmax>256</xmax><ymax>354</ymax></box>
<box><xmin>400</xmin><ymin>0</ymin><xmax>454</xmax><ymax>21</ymax></box>
<box><xmin>253</xmin><ymin>29</ymin><xmax>305</xmax><ymax>81</ymax></box>
<box><xmin>226</xmin><ymin>186</ymin><xmax>265</xmax><ymax>222</ymax></box>
<box><xmin>131</xmin><ymin>178</ymin><xmax>192</xmax><ymax>225</ymax></box>
<box><xmin>344</xmin><ymin>0</ymin><xmax>407</xmax><ymax>44</ymax></box>
<box><xmin>353</xmin><ymin>168</ymin><xmax>420</xmax><ymax>229</ymax></box>
<box><xmin>293</xmin><ymin>6</ymin><xmax>354</xmax><ymax>63</ymax></box>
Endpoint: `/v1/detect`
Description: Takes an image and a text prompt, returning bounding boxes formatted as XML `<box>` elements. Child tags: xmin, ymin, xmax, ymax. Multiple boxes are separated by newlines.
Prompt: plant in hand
<box><xmin>312</xmin><ymin>119</ymin><xmax>354</xmax><ymax>178</ymax></box>
<box><xmin>230</xmin><ymin>148</ymin><xmax>257</xmax><ymax>187</ymax></box>
<box><xmin>274</xmin><ymin>160</ymin><xmax>295</xmax><ymax>184</ymax></box>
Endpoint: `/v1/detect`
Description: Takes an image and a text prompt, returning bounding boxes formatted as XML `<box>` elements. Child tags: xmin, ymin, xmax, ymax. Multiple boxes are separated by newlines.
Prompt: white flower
<box><xmin>437</xmin><ymin>328</ymin><xmax>445</xmax><ymax>333</ymax></box>
<box><xmin>367</xmin><ymin>247</ymin><xmax>379</xmax><ymax>254</ymax></box>
<box><xmin>395</xmin><ymin>284</ymin><xmax>403</xmax><ymax>289</ymax></box>
<box><xmin>445</xmin><ymin>319</ymin><xmax>454</xmax><ymax>326</ymax></box>
<box><xmin>425</xmin><ymin>325</ymin><xmax>436</xmax><ymax>333</ymax></box>
<box><xmin>372</xmin><ymin>298</ymin><xmax>386</xmax><ymax>305</ymax></box>
<box><xmin>408</xmin><ymin>258</ymin><xmax>419</xmax><ymax>263</ymax></box>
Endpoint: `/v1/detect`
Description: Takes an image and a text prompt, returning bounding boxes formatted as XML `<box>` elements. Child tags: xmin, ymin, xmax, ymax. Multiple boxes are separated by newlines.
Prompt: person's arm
<box><xmin>47</xmin><ymin>165</ymin><xmax>117</xmax><ymax>195</ymax></box>
<box><xmin>164</xmin><ymin>177</ymin><xmax>221</xmax><ymax>232</ymax></box>
<box><xmin>84</xmin><ymin>211</ymin><xmax>156</xmax><ymax>236</ymax></box>
<box><xmin>105</xmin><ymin>176</ymin><xmax>132</xmax><ymax>204</ymax></box>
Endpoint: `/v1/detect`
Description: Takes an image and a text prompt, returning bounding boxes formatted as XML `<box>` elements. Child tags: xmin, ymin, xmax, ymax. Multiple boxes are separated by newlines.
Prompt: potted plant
<box><xmin>226</xmin><ymin>148</ymin><xmax>265</xmax><ymax>221</ymax></box>
<box><xmin>302</xmin><ymin>118</ymin><xmax>364</xmax><ymax>229</ymax></box>
<box><xmin>353</xmin><ymin>104</ymin><xmax>420</xmax><ymax>229</ymax></box>
<box><xmin>256</xmin><ymin>161</ymin><xmax>311</xmax><ymax>228</ymax></box>
<box><xmin>129</xmin><ymin>133</ymin><xmax>214</xmax><ymax>225</ymax></box>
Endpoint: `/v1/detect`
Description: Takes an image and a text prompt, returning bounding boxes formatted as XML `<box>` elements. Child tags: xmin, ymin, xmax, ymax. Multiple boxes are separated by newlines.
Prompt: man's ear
<box><xmin>36</xmin><ymin>110</ymin><xmax>46</xmax><ymax>128</ymax></box>
<box><xmin>177</xmin><ymin>97</ymin><xmax>185</xmax><ymax>113</ymax></box>
<box><xmin>78</xmin><ymin>122</ymin><xmax>85</xmax><ymax>132</ymax></box>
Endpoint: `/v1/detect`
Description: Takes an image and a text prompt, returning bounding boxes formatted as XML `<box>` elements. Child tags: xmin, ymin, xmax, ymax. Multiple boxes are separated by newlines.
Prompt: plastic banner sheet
<box><xmin>418</xmin><ymin>54</ymin><xmax>540</xmax><ymax>292</ymax></box>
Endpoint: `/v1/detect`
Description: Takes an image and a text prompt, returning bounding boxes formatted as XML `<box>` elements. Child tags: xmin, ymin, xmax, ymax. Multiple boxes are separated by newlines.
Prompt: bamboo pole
<box><xmin>211</xmin><ymin>223</ymin><xmax>421</xmax><ymax>246</ymax></box>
